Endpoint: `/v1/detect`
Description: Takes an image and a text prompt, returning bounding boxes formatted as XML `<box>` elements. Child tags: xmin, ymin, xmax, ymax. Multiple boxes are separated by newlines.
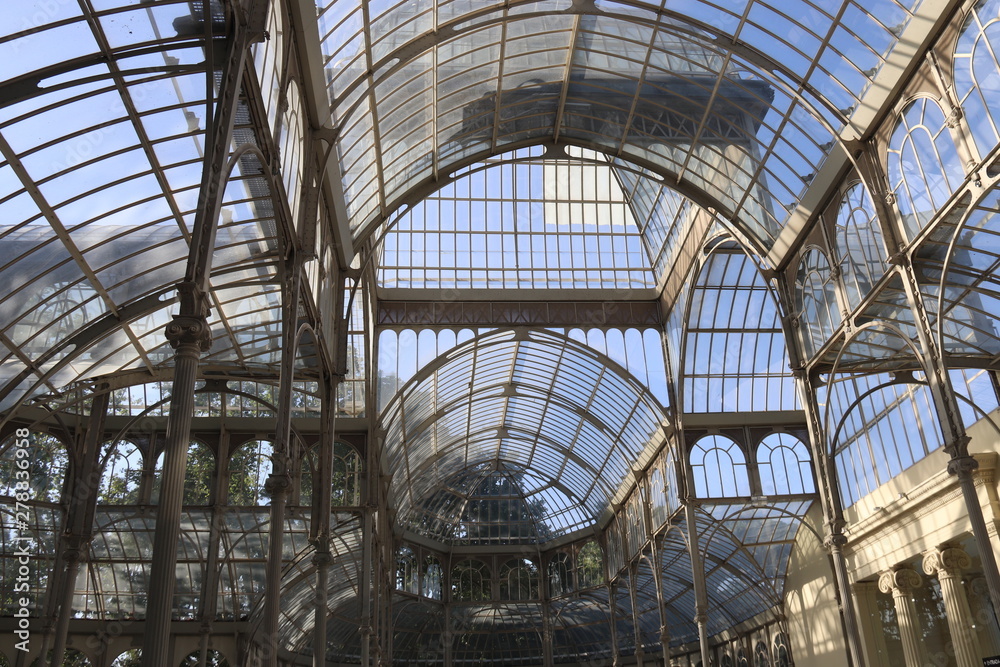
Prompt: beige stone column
<box><xmin>853</xmin><ymin>581</ymin><xmax>891</xmax><ymax>667</ymax></box>
<box><xmin>923</xmin><ymin>546</ymin><xmax>983</xmax><ymax>667</ymax></box>
<box><xmin>878</xmin><ymin>567</ymin><xmax>925</xmax><ymax>667</ymax></box>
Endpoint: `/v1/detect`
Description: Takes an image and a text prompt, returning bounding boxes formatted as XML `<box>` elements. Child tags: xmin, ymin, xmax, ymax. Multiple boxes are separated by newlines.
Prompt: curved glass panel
<box><xmin>381</xmin><ymin>329</ymin><xmax>670</xmax><ymax>539</ymax></box>
<box><xmin>887</xmin><ymin>98</ymin><xmax>965</xmax><ymax>240</ymax></box>
<box><xmin>954</xmin><ymin>0</ymin><xmax>1000</xmax><ymax>159</ymax></box>
<box><xmin>684</xmin><ymin>248</ymin><xmax>799</xmax><ymax>412</ymax></box>
<box><xmin>835</xmin><ymin>181</ymin><xmax>888</xmax><ymax>306</ymax></box>
<box><xmin>796</xmin><ymin>247</ymin><xmax>842</xmax><ymax>359</ymax></box>
<box><xmin>319</xmin><ymin>0</ymin><xmax>919</xmax><ymax>248</ymax></box>
<box><xmin>914</xmin><ymin>186</ymin><xmax>1000</xmax><ymax>359</ymax></box>
<box><xmin>825</xmin><ymin>375</ymin><xmax>940</xmax><ymax>506</ymax></box>
<box><xmin>377</xmin><ymin>148</ymin><xmax>656</xmax><ymax>290</ymax></box>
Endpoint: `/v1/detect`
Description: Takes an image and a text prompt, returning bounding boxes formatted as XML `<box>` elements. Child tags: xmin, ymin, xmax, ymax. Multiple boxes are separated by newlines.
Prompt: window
<box><xmin>796</xmin><ymin>247</ymin><xmax>842</xmax><ymax>359</ymax></box>
<box><xmin>955</xmin><ymin>0</ymin><xmax>1000</xmax><ymax>158</ymax></box>
<box><xmin>887</xmin><ymin>98</ymin><xmax>965</xmax><ymax>240</ymax></box>
<box><xmin>451</xmin><ymin>559</ymin><xmax>491</xmax><ymax>602</ymax></box>
<box><xmin>500</xmin><ymin>558</ymin><xmax>539</xmax><ymax>600</ymax></box>
<box><xmin>396</xmin><ymin>546</ymin><xmax>419</xmax><ymax>594</ymax></box>
<box><xmin>835</xmin><ymin>182</ymin><xmax>888</xmax><ymax>306</ymax></box>
<box><xmin>757</xmin><ymin>433</ymin><xmax>815</xmax><ymax>495</ymax></box>
<box><xmin>0</xmin><ymin>431</ymin><xmax>68</xmax><ymax>503</ymax></box>
<box><xmin>332</xmin><ymin>441</ymin><xmax>362</xmax><ymax>506</ymax></box>
<box><xmin>690</xmin><ymin>435</ymin><xmax>751</xmax><ymax>498</ymax></box>
<box><xmin>548</xmin><ymin>552</ymin><xmax>572</xmax><ymax>597</ymax></box>
<box><xmin>151</xmin><ymin>440</ymin><xmax>215</xmax><ymax>505</ymax></box>
<box><xmin>98</xmin><ymin>439</ymin><xmax>144</xmax><ymax>504</ymax></box>
<box><xmin>227</xmin><ymin>440</ymin><xmax>273</xmax><ymax>505</ymax></box>
<box><xmin>423</xmin><ymin>555</ymin><xmax>443</xmax><ymax>599</ymax></box>
<box><xmin>577</xmin><ymin>540</ymin><xmax>605</xmax><ymax>589</ymax></box>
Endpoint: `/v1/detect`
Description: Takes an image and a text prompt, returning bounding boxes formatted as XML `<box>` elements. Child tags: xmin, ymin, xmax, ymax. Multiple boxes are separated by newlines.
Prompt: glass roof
<box><xmin>0</xmin><ymin>2</ymin><xmax>291</xmax><ymax>410</ymax></box>
<box><xmin>377</xmin><ymin>147</ymin><xmax>658</xmax><ymax>291</ymax></box>
<box><xmin>318</xmin><ymin>0</ymin><xmax>920</xmax><ymax>250</ymax></box>
<box><xmin>381</xmin><ymin>328</ymin><xmax>670</xmax><ymax>539</ymax></box>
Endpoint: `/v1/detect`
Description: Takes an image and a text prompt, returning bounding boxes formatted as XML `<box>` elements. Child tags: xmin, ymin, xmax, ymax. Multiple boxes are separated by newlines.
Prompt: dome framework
<box><xmin>2</xmin><ymin>1</ymin><xmax>1000</xmax><ymax>667</ymax></box>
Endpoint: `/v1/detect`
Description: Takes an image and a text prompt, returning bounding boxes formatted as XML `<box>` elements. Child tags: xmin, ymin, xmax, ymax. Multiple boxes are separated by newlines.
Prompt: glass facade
<box><xmin>1</xmin><ymin>1</ymin><xmax>999</xmax><ymax>667</ymax></box>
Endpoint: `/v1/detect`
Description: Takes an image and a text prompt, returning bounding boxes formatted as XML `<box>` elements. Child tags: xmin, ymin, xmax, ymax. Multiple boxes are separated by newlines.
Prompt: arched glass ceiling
<box><xmin>318</xmin><ymin>0</ymin><xmax>920</xmax><ymax>249</ymax></box>
<box><xmin>0</xmin><ymin>2</ymin><xmax>291</xmax><ymax>410</ymax></box>
<box><xmin>380</xmin><ymin>329</ymin><xmax>671</xmax><ymax>539</ymax></box>
<box><xmin>378</xmin><ymin>146</ymin><xmax>677</xmax><ymax>291</ymax></box>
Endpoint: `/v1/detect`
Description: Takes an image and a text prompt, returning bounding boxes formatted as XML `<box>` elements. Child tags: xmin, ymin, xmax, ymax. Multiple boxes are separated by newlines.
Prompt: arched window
<box><xmin>757</xmin><ymin>433</ymin><xmax>815</xmax><ymax>495</ymax></box>
<box><xmin>955</xmin><ymin>0</ymin><xmax>1000</xmax><ymax>158</ymax></box>
<box><xmin>423</xmin><ymin>555</ymin><xmax>443</xmax><ymax>599</ymax></box>
<box><xmin>396</xmin><ymin>545</ymin><xmax>419</xmax><ymax>594</ymax></box>
<box><xmin>690</xmin><ymin>435</ymin><xmax>751</xmax><ymax>498</ymax></box>
<box><xmin>548</xmin><ymin>552</ymin><xmax>572</xmax><ymax>597</ymax></box>
<box><xmin>110</xmin><ymin>650</ymin><xmax>142</xmax><ymax>667</ymax></box>
<box><xmin>500</xmin><ymin>558</ymin><xmax>539</xmax><ymax>600</ymax></box>
<box><xmin>332</xmin><ymin>441</ymin><xmax>362</xmax><ymax>506</ymax></box>
<box><xmin>180</xmin><ymin>649</ymin><xmax>229</xmax><ymax>666</ymax></box>
<box><xmin>30</xmin><ymin>650</ymin><xmax>91</xmax><ymax>666</ymax></box>
<box><xmin>625</xmin><ymin>493</ymin><xmax>645</xmax><ymax>557</ymax></box>
<box><xmin>796</xmin><ymin>247</ymin><xmax>842</xmax><ymax>359</ymax></box>
<box><xmin>299</xmin><ymin>444</ymin><xmax>317</xmax><ymax>507</ymax></box>
<box><xmin>649</xmin><ymin>465</ymin><xmax>668</xmax><ymax>529</ymax></box>
<box><xmin>773</xmin><ymin>632</ymin><xmax>791</xmax><ymax>667</ymax></box>
<box><xmin>577</xmin><ymin>540</ymin><xmax>605</xmax><ymax>589</ymax></box>
<box><xmin>605</xmin><ymin>520</ymin><xmax>624</xmax><ymax>575</ymax></box>
<box><xmin>835</xmin><ymin>182</ymin><xmax>888</xmax><ymax>306</ymax></box>
<box><xmin>98</xmin><ymin>439</ymin><xmax>144</xmax><ymax>504</ymax></box>
<box><xmin>887</xmin><ymin>98</ymin><xmax>965</xmax><ymax>240</ymax></box>
<box><xmin>451</xmin><ymin>559</ymin><xmax>491</xmax><ymax>602</ymax></box>
<box><xmin>227</xmin><ymin>439</ymin><xmax>273</xmax><ymax>505</ymax></box>
<box><xmin>151</xmin><ymin>440</ymin><xmax>215</xmax><ymax>505</ymax></box>
<box><xmin>0</xmin><ymin>431</ymin><xmax>68</xmax><ymax>503</ymax></box>
<box><xmin>754</xmin><ymin>641</ymin><xmax>771</xmax><ymax>667</ymax></box>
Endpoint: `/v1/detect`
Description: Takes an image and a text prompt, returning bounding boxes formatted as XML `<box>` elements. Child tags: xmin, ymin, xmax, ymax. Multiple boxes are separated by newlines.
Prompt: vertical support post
<box><xmin>145</xmin><ymin>286</ymin><xmax>212</xmax><ymax>667</ymax></box>
<box><xmin>610</xmin><ymin>581</ymin><xmax>621</xmax><ymax>667</ymax></box>
<box><xmin>650</xmin><ymin>536</ymin><xmax>672</xmax><ymax>667</ymax></box>
<box><xmin>684</xmin><ymin>503</ymin><xmax>712</xmax><ymax>667</ymax></box>
<box><xmin>197</xmin><ymin>424</ymin><xmax>227</xmax><ymax>667</ymax></box>
<box><xmin>795</xmin><ymin>368</ymin><xmax>868</xmax><ymax>667</ymax></box>
<box><xmin>262</xmin><ymin>253</ymin><xmax>304</xmax><ymax>666</ymax></box>
<box><xmin>826</xmin><ymin>532</ymin><xmax>869</xmax><ymax>667</ymax></box>
<box><xmin>142</xmin><ymin>1</ymin><xmax>270</xmax><ymax>660</ymax></box>
<box><xmin>541</xmin><ymin>561</ymin><xmax>554</xmax><ymax>667</ymax></box>
<box><xmin>49</xmin><ymin>545</ymin><xmax>82</xmax><ymax>666</ymax></box>
<box><xmin>923</xmin><ymin>545</ymin><xmax>983</xmax><ymax>667</ymax></box>
<box><xmin>49</xmin><ymin>388</ymin><xmax>109</xmax><ymax>665</ymax></box>
<box><xmin>628</xmin><ymin>565</ymin><xmax>645</xmax><ymax>667</ymax></box>
<box><xmin>878</xmin><ymin>567</ymin><xmax>926</xmax><ymax>667</ymax></box>
<box><xmin>312</xmin><ymin>375</ymin><xmax>337</xmax><ymax>667</ymax></box>
<box><xmin>313</xmin><ymin>551</ymin><xmax>331</xmax><ymax>667</ymax></box>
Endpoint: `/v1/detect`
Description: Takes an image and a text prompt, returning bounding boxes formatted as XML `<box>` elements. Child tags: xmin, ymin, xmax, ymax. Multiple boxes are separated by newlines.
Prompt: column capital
<box><xmin>312</xmin><ymin>551</ymin><xmax>333</xmax><ymax>568</ymax></box>
<box><xmin>264</xmin><ymin>472</ymin><xmax>292</xmax><ymax>496</ymax></box>
<box><xmin>878</xmin><ymin>566</ymin><xmax>922</xmax><ymax>595</ymax></box>
<box><xmin>923</xmin><ymin>545</ymin><xmax>972</xmax><ymax>578</ymax></box>
<box><xmin>947</xmin><ymin>454</ymin><xmax>979</xmax><ymax>478</ymax></box>
<box><xmin>165</xmin><ymin>314</ymin><xmax>212</xmax><ymax>352</ymax></box>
